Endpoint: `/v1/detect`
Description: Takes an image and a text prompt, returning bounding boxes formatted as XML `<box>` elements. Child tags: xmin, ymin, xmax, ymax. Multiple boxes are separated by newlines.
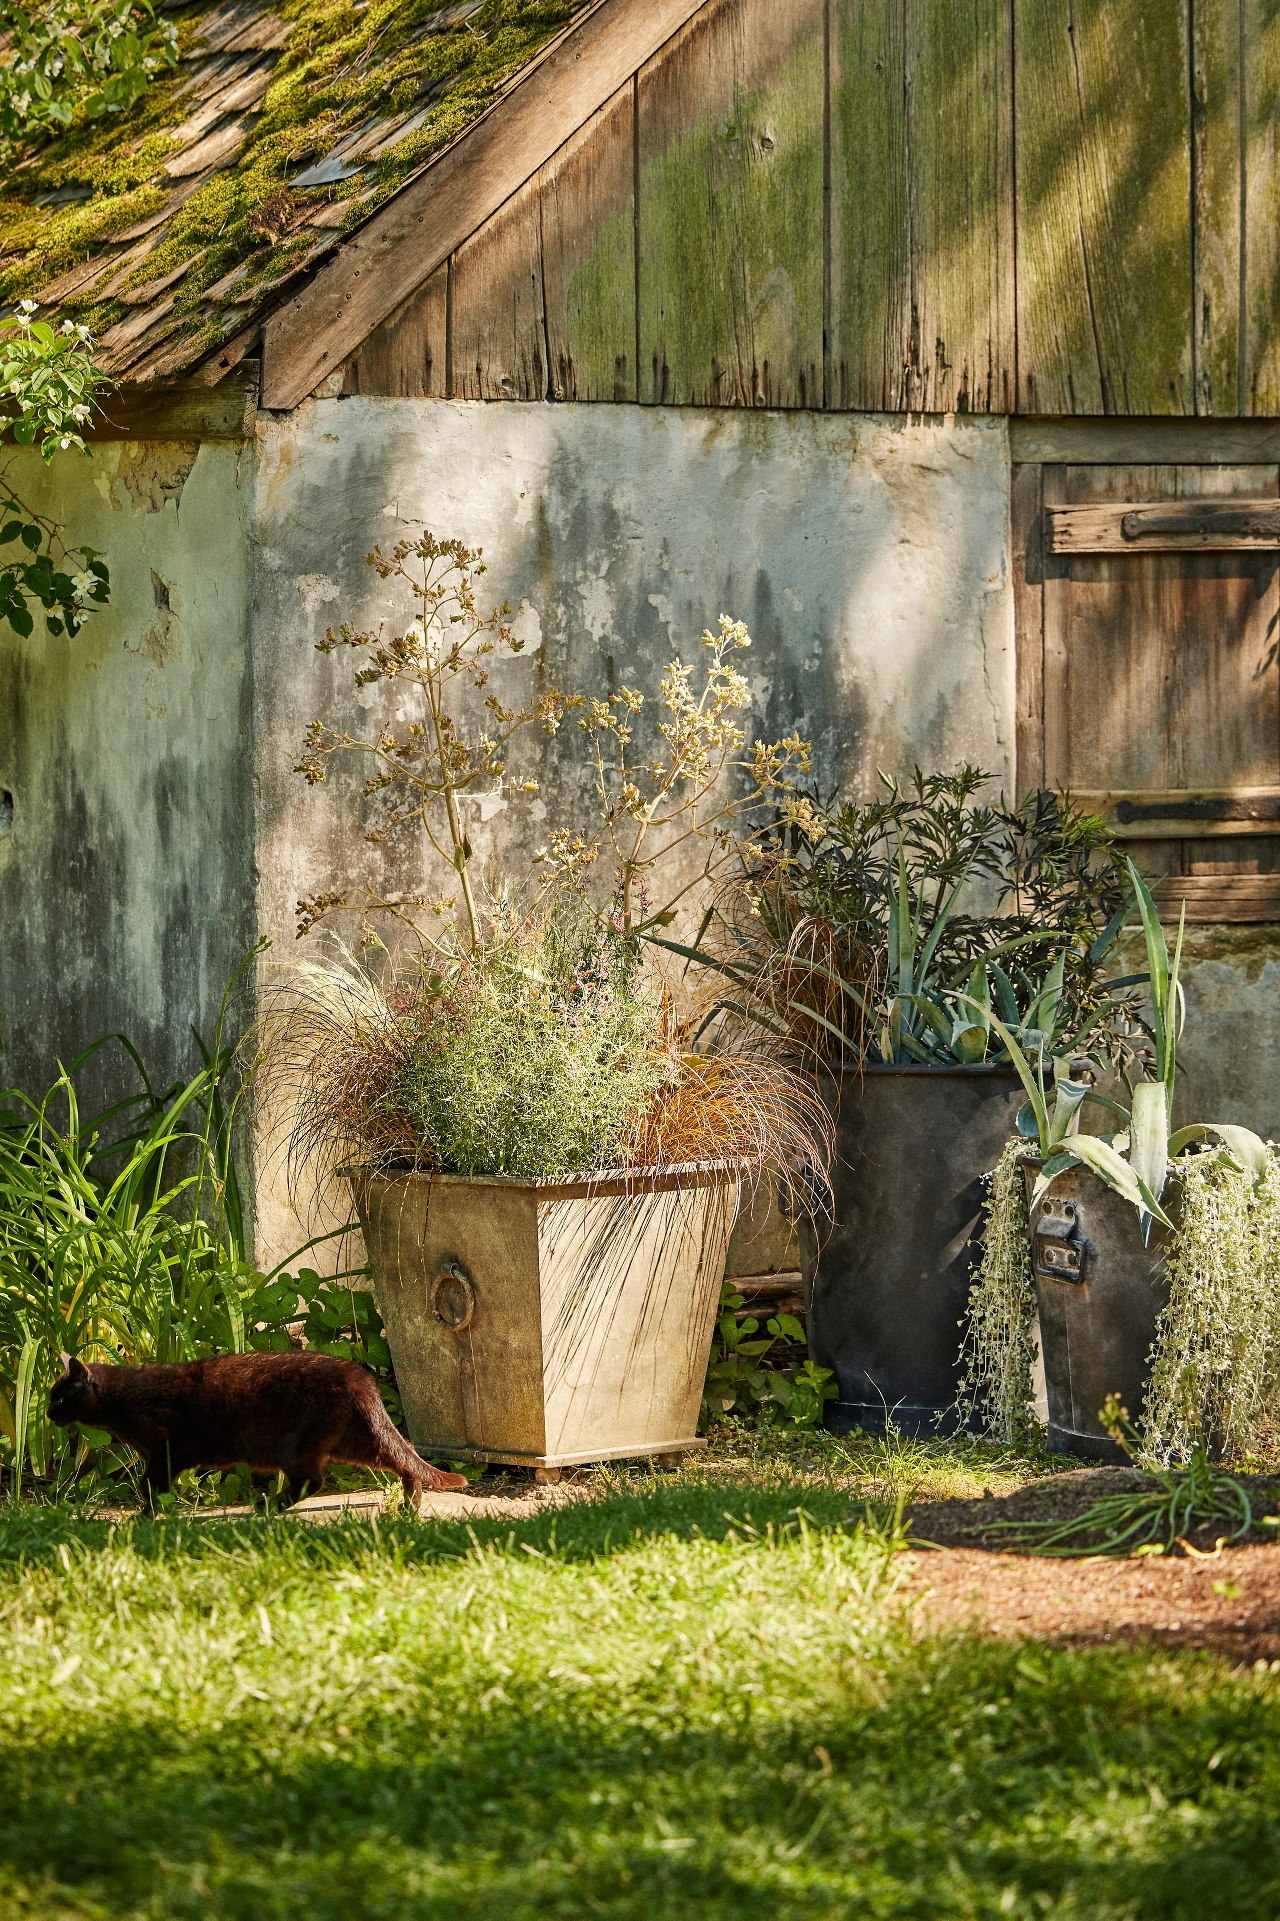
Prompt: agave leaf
<box><xmin>1029</xmin><ymin>1149</ymin><xmax>1084</xmax><ymax>1210</ymax></box>
<box><xmin>1027</xmin><ymin>950</ymin><xmax>1066</xmax><ymax>1043</ymax></box>
<box><xmin>1047</xmin><ymin>1063</ymin><xmax>1091</xmax><ymax>1146</ymax></box>
<box><xmin>1165</xmin><ymin>902</ymin><xmax>1186</xmax><ymax>1093</ymax></box>
<box><xmin>891</xmin><ymin>842</ymin><xmax>912</xmax><ymax>997</ymax></box>
<box><xmin>989</xmin><ymin>960</ymin><xmax>1020</xmax><ymax>1028</ymax></box>
<box><xmin>900</xmin><ymin>1030</ymin><xmax>939</xmax><ymax>1063</ymax></box>
<box><xmin>1068</xmin><ymin>1132</ymin><xmax>1174</xmax><ymax>1233</ymax></box>
<box><xmin>904</xmin><ymin>992</ymin><xmax>954</xmax><ymax>1043</ymax></box>
<box><xmin>1170</xmin><ymin>1122</ymin><xmax>1273</xmax><ymax>1182</ymax></box>
<box><xmin>1128</xmin><ymin>1079</ymin><xmax>1169</xmax><ymax>1211</ymax></box>
<box><xmin>1126</xmin><ymin>859</ymin><xmax>1171</xmax><ymax>1076</ymax></box>
<box><xmin>1089</xmin><ymin>892</ymin><xmax>1134</xmax><ymax>965</ymax></box>
<box><xmin>954</xmin><ymin>993</ymin><xmax>1050</xmax><ymax>1151</ymax></box>
<box><xmin>916</xmin><ymin>847</ymin><xmax>980</xmax><ymax>988</ymax></box>
<box><xmin>950</xmin><ymin>1022</ymin><xmax>990</xmax><ymax>1063</ymax></box>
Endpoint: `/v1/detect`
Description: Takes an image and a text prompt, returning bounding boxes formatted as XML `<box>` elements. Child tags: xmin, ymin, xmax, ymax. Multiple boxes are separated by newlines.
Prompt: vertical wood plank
<box><xmin>540</xmin><ymin>84</ymin><xmax>636</xmax><ymax>402</ymax></box>
<box><xmin>827</xmin><ymin>0</ymin><xmax>906</xmax><ymax>410</ymax></box>
<box><xmin>1012</xmin><ymin>461</ymin><xmax>1045</xmax><ymax>794</ymax></box>
<box><xmin>1192</xmin><ymin>0</ymin><xmax>1242</xmax><ymax>414</ymax></box>
<box><xmin>829</xmin><ymin>0</ymin><xmax>1012</xmax><ymax>413</ymax></box>
<box><xmin>637</xmin><ymin>0</ymin><xmax>825</xmax><ymax>408</ymax></box>
<box><xmin>1243</xmin><ymin>0</ymin><xmax>1280</xmax><ymax>412</ymax></box>
<box><xmin>904</xmin><ymin>0</ymin><xmax>1015</xmax><ymax>412</ymax></box>
<box><xmin>450</xmin><ymin>175</ymin><xmax>546</xmax><ymax>401</ymax></box>
<box><xmin>341</xmin><ymin>265</ymin><xmax>448</xmax><ymax>397</ymax></box>
<box><xmin>1016</xmin><ymin>0</ymin><xmax>1193</xmax><ymax>415</ymax></box>
<box><xmin>1042</xmin><ymin>464</ymin><xmax>1069</xmax><ymax>786</ymax></box>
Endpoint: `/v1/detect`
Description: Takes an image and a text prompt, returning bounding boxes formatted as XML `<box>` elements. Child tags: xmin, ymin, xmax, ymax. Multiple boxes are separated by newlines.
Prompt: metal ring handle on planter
<box><xmin>431</xmin><ymin>1260</ymin><xmax>476</xmax><ymax>1330</ymax></box>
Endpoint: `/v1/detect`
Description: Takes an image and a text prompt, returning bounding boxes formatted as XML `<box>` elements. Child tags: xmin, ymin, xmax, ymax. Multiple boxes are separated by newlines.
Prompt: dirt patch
<box><xmin>901</xmin><ymin>1468</ymin><xmax>1280</xmax><ymax>1658</ymax></box>
<box><xmin>906</xmin><ymin>1467</ymin><xmax>1280</xmax><ymax>1553</ymax></box>
<box><xmin>905</xmin><ymin>1543</ymin><xmax>1280</xmax><ymax>1660</ymax></box>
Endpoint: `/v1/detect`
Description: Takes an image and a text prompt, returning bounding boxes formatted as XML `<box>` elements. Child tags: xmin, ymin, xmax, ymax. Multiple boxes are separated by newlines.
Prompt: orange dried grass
<box><xmin>621</xmin><ymin>1050</ymin><xmax>833</xmax><ymax>1187</ymax></box>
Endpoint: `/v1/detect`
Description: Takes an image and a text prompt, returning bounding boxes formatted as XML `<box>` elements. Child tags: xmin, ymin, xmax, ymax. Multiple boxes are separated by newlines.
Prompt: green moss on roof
<box><xmin>0</xmin><ymin>0</ymin><xmax>583</xmax><ymax>380</ymax></box>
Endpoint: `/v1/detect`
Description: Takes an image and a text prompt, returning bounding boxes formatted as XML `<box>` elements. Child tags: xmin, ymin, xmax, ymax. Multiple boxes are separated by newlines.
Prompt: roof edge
<box><xmin>257</xmin><ymin>0</ymin><xmax>708</xmax><ymax>412</ymax></box>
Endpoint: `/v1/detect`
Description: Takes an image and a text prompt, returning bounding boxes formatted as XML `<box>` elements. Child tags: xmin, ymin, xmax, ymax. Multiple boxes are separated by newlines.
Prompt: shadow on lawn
<box><xmin>0</xmin><ymin>1477</ymin><xmax>866</xmax><ymax>1569</ymax></box>
<box><xmin>2</xmin><ymin>1494</ymin><xmax>1280</xmax><ymax>1918</ymax></box>
<box><xmin>2</xmin><ymin>1638</ymin><xmax>1279</xmax><ymax>1919</ymax></box>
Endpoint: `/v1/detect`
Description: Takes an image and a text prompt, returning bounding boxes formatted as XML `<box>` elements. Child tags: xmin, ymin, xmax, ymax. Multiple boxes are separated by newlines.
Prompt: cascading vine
<box><xmin>1142</xmin><ymin>1153</ymin><xmax>1280</xmax><ymax>1465</ymax></box>
<box><xmin>955</xmin><ymin>1140</ymin><xmax>1039</xmax><ymax>1447</ymax></box>
<box><xmin>959</xmin><ymin>1140</ymin><xmax>1280</xmax><ymax>1463</ymax></box>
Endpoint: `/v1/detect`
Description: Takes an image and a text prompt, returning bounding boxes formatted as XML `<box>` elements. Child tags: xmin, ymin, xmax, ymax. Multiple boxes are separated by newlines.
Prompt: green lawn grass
<box><xmin>2</xmin><ymin>1433</ymin><xmax>1279</xmax><ymax>1919</ymax></box>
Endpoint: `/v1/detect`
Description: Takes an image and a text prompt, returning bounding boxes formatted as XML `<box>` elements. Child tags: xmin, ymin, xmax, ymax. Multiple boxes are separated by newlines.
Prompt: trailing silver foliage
<box><xmin>1142</xmin><ymin>1153</ymin><xmax>1280</xmax><ymax>1465</ymax></box>
<box><xmin>956</xmin><ymin>1140</ymin><xmax>1039</xmax><ymax>1445</ymax></box>
<box><xmin>960</xmin><ymin>1140</ymin><xmax>1280</xmax><ymax>1462</ymax></box>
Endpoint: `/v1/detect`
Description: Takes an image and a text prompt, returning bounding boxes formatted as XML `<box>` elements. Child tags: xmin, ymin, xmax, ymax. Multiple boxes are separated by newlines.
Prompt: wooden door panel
<box><xmin>1044</xmin><ymin>464</ymin><xmax>1280</xmax><ymax>796</ymax></box>
<box><xmin>1033</xmin><ymin>458</ymin><xmax>1280</xmax><ymax>918</ymax></box>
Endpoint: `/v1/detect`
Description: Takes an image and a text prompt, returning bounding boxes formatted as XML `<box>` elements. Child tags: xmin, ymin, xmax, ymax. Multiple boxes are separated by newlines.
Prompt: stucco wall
<box><xmin>1163</xmin><ymin>928</ymin><xmax>1280</xmax><ymax>1140</ymax></box>
<box><xmin>0</xmin><ymin>438</ymin><xmax>255</xmax><ymax>1116</ymax></box>
<box><xmin>7</xmin><ymin>399</ymin><xmax>1279</xmax><ymax>1274</ymax></box>
<box><xmin>252</xmin><ymin>401</ymin><xmax>1015</xmax><ymax>945</ymax></box>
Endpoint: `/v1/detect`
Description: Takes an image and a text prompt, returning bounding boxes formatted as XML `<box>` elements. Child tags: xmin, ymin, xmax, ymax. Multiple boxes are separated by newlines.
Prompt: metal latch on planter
<box><xmin>1031</xmin><ymin>1197</ymin><xmax>1088</xmax><ymax>1284</ymax></box>
<box><xmin>432</xmin><ymin>1260</ymin><xmax>482</xmax><ymax>1440</ymax></box>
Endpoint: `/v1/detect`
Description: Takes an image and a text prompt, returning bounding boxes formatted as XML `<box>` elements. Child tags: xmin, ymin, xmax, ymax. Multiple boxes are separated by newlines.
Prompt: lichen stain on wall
<box><xmin>0</xmin><ymin>439</ymin><xmax>255</xmax><ymax>1118</ymax></box>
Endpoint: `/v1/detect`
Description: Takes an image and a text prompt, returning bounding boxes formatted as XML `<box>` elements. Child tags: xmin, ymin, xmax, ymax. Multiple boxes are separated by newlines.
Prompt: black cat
<box><xmin>48</xmin><ymin>1351</ymin><xmax>469</xmax><ymax>1505</ymax></box>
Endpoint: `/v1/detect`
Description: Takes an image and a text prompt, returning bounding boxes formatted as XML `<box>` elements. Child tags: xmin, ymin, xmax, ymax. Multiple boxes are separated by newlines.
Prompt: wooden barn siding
<box><xmin>341</xmin><ymin>0</ymin><xmax>1280</xmax><ymax>415</ymax></box>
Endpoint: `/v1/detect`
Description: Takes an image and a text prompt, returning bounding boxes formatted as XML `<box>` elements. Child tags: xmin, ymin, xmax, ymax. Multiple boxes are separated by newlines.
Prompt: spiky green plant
<box><xmin>0</xmin><ymin>954</ymin><xmax>334</xmax><ymax>1500</ymax></box>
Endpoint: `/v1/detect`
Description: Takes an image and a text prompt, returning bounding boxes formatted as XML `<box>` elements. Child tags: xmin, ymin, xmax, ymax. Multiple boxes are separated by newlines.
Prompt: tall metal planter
<box><xmin>352</xmin><ymin>1165</ymin><xmax>737</xmax><ymax>1472</ymax></box>
<box><xmin>1022</xmin><ymin>1162</ymin><xmax>1171</xmax><ymax>1462</ymax></box>
<box><xmin>799</xmin><ymin>1064</ymin><xmax>1024</xmax><ymax>1437</ymax></box>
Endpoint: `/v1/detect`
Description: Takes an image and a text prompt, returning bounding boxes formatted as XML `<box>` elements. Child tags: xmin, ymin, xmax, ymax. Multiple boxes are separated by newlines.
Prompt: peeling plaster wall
<box><xmin>250</xmin><ymin>400</ymin><xmax>1015</xmax><ymax>1265</ymax></box>
<box><xmin>253</xmin><ymin>400</ymin><xmax>1015</xmax><ymax>948</ymax></box>
<box><xmin>0</xmin><ymin>439</ymin><xmax>255</xmax><ymax>1115</ymax></box>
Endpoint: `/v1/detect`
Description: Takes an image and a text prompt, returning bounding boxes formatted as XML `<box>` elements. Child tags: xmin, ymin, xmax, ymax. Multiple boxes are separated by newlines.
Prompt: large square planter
<box><xmin>351</xmin><ymin>1165</ymin><xmax>738</xmax><ymax>1470</ymax></box>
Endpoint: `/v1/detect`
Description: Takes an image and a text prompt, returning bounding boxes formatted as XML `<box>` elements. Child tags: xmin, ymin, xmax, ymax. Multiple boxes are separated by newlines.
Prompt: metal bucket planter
<box><xmin>800</xmin><ymin>1064</ymin><xmax>1024</xmax><ymax>1437</ymax></box>
<box><xmin>1022</xmin><ymin>1162</ymin><xmax>1171</xmax><ymax>1463</ymax></box>
<box><xmin>352</xmin><ymin>1165</ymin><xmax>738</xmax><ymax>1472</ymax></box>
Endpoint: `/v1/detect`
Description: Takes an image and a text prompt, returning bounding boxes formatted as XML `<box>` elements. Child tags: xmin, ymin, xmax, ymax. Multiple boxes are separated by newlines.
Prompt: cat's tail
<box><xmin>360</xmin><ymin>1373</ymin><xmax>470</xmax><ymax>1494</ymax></box>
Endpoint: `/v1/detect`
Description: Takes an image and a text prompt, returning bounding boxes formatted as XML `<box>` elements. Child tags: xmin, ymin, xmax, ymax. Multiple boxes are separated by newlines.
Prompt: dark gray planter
<box><xmin>799</xmin><ymin>1064</ymin><xmax>1024</xmax><ymax>1437</ymax></box>
<box><xmin>1022</xmin><ymin>1162</ymin><xmax>1171</xmax><ymax>1463</ymax></box>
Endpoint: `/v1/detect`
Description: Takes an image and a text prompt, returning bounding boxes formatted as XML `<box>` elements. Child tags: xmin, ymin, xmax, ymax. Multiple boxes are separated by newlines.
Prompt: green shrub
<box><xmin>0</xmin><ymin>959</ymin><xmax>338</xmax><ymax>1499</ymax></box>
<box><xmin>394</xmin><ymin>908</ymin><xmax>666</xmax><ymax>1179</ymax></box>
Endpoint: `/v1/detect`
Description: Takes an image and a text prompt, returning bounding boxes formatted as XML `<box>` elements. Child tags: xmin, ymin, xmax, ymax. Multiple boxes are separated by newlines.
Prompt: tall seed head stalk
<box><xmin>295</xmin><ymin>534</ymin><xmax>578</xmax><ymax>952</ymax></box>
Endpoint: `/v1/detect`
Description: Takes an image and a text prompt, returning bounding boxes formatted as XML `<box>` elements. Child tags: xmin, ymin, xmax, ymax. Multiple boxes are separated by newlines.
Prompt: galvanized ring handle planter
<box><xmin>1022</xmin><ymin>1161</ymin><xmax>1171</xmax><ymax>1462</ymax></box>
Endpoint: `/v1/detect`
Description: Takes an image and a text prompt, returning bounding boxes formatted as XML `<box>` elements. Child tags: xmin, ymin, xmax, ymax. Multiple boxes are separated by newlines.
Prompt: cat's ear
<box><xmin>60</xmin><ymin>1353</ymin><xmax>88</xmax><ymax>1380</ymax></box>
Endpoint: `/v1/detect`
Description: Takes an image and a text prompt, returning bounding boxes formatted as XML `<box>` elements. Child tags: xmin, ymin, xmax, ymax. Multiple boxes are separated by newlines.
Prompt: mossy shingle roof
<box><xmin>2</xmin><ymin>0</ymin><xmax>582</xmax><ymax>382</ymax></box>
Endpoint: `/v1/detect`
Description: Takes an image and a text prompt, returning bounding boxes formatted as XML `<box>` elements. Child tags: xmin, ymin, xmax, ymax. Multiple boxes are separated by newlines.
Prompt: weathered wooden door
<box><xmin>1017</xmin><ymin>453</ymin><xmax>1280</xmax><ymax>919</ymax></box>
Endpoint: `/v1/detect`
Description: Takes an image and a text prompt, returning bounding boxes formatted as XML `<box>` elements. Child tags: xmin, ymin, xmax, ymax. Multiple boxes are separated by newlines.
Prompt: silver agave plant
<box><xmin>960</xmin><ymin>859</ymin><xmax>1271</xmax><ymax>1243</ymax></box>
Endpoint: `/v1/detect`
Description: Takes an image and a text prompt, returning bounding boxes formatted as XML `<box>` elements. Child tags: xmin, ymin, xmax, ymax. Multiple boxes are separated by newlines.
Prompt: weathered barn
<box><xmin>3</xmin><ymin>0</ymin><xmax>1280</xmax><ymax>1254</ymax></box>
